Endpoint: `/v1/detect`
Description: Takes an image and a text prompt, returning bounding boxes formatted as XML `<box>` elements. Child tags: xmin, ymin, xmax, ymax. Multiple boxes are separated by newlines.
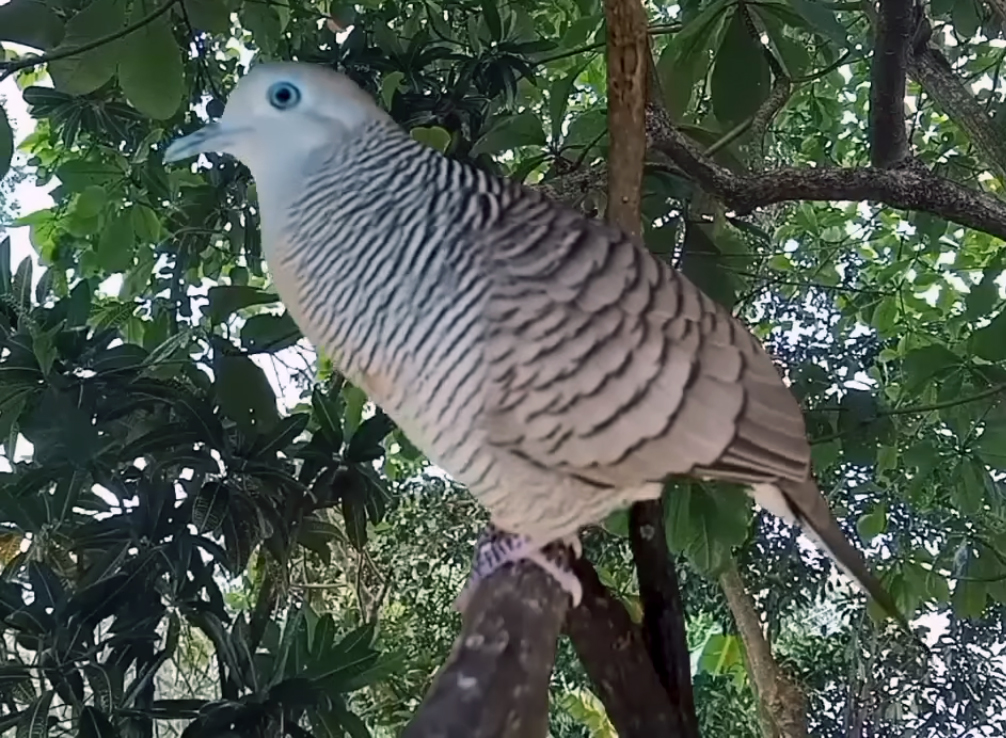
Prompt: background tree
<box><xmin>1</xmin><ymin>0</ymin><xmax>1006</xmax><ymax>736</ymax></box>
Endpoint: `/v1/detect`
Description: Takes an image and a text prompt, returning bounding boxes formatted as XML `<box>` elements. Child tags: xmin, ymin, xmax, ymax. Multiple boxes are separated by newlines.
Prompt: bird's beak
<box><xmin>163</xmin><ymin>121</ymin><xmax>236</xmax><ymax>163</ymax></box>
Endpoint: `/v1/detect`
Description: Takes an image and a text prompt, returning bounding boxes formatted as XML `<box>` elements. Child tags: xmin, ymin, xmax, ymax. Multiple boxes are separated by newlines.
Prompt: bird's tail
<box><xmin>762</xmin><ymin>479</ymin><xmax>908</xmax><ymax>631</ymax></box>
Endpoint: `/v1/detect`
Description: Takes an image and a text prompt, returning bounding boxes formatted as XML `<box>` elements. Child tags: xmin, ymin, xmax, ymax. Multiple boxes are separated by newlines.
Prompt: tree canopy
<box><xmin>2</xmin><ymin>0</ymin><xmax>1006</xmax><ymax>736</ymax></box>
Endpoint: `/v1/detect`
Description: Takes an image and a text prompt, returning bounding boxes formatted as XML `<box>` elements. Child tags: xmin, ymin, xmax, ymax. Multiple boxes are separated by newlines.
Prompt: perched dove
<box><xmin>165</xmin><ymin>62</ymin><xmax>902</xmax><ymax>623</ymax></box>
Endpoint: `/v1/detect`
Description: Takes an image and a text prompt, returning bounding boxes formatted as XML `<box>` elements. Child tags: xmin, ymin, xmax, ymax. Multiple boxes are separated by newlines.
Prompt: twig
<box><xmin>0</xmin><ymin>0</ymin><xmax>181</xmax><ymax>84</ymax></box>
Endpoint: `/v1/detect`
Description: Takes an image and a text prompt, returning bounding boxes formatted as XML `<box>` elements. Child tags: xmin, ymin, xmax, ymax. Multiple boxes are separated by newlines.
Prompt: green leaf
<box><xmin>380</xmin><ymin>71</ymin><xmax>404</xmax><ymax>109</ymax></box>
<box><xmin>254</xmin><ymin>412</ymin><xmax>309</xmax><ymax>457</ymax></box>
<box><xmin>95</xmin><ymin>212</ymin><xmax>135</xmax><ymax>273</ymax></box>
<box><xmin>17</xmin><ymin>690</ymin><xmax>53</xmax><ymax>738</ymax></box>
<box><xmin>856</xmin><ymin>504</ymin><xmax>887</xmax><ymax>541</ymax></box>
<box><xmin>239</xmin><ymin>0</ymin><xmax>290</xmax><ymax>53</ymax></box>
<box><xmin>312</xmin><ymin>387</ymin><xmax>344</xmax><ymax>450</ymax></box>
<box><xmin>696</xmin><ymin>633</ymin><xmax>745</xmax><ymax>677</ymax></box>
<box><xmin>481</xmin><ymin>0</ymin><xmax>502</xmax><ymax>41</ymax></box>
<box><xmin>215</xmin><ymin>352</ymin><xmax>280</xmax><ymax>434</ymax></box>
<box><xmin>409</xmin><ymin>126</ymin><xmax>452</xmax><ymax>153</ymax></box>
<box><xmin>240</xmin><ymin>312</ymin><xmax>302</xmax><ymax>353</ymax></box>
<box><xmin>181</xmin><ymin>0</ymin><xmax>230</xmax><ymax>34</ymax></box>
<box><xmin>971</xmin><ymin>311</ymin><xmax>1006</xmax><ymax>361</ymax></box>
<box><xmin>549</xmin><ymin>62</ymin><xmax>589</xmax><ymax>141</ymax></box>
<box><xmin>787</xmin><ymin>0</ymin><xmax>848</xmax><ymax>46</ymax></box>
<box><xmin>0</xmin><ymin>105</ymin><xmax>12</xmax><ymax>183</ymax></box>
<box><xmin>54</xmin><ymin>160</ymin><xmax>122</xmax><ymax>192</ymax></box>
<box><xmin>710</xmin><ymin>8</ymin><xmax>770</xmax><ymax>126</ymax></box>
<box><xmin>346</xmin><ymin>412</ymin><xmax>395</xmax><ymax>464</ymax></box>
<box><xmin>192</xmin><ymin>481</ymin><xmax>230</xmax><ymax>534</ymax></box>
<box><xmin>976</xmin><ymin>423</ymin><xmax>1006</xmax><ymax>470</ymax></box>
<box><xmin>47</xmin><ymin>0</ymin><xmax>126</xmax><ymax>95</ymax></box>
<box><xmin>12</xmin><ymin>257</ymin><xmax>32</xmax><ymax>312</ymax></box>
<box><xmin>668</xmin><ymin>0</ymin><xmax>730</xmax><ymax>64</ymax></box>
<box><xmin>952</xmin><ymin>0</ymin><xmax>982</xmax><ymax>39</ymax></box>
<box><xmin>664</xmin><ymin>482</ymin><xmax>752</xmax><ymax>575</ymax></box>
<box><xmin>117</xmin><ymin>1</ymin><xmax>184</xmax><ymax>119</ymax></box>
<box><xmin>966</xmin><ymin>267</ymin><xmax>1001</xmax><ymax>321</ymax></box>
<box><xmin>956</xmin><ymin>458</ymin><xmax>990</xmax><ymax>515</ymax></box>
<box><xmin>205</xmin><ymin>285</ymin><xmax>278</xmax><ymax>324</ymax></box>
<box><xmin>902</xmin><ymin>344</ymin><xmax>960</xmax><ymax>392</ymax></box>
<box><xmin>471</xmin><ymin>111</ymin><xmax>546</xmax><ymax>156</ymax></box>
<box><xmin>0</xmin><ymin>0</ymin><xmax>65</xmax><ymax>48</ymax></box>
<box><xmin>657</xmin><ymin>34</ymin><xmax>708</xmax><ymax>121</ymax></box>
<box><xmin>78</xmin><ymin>706</ymin><xmax>118</xmax><ymax>738</ymax></box>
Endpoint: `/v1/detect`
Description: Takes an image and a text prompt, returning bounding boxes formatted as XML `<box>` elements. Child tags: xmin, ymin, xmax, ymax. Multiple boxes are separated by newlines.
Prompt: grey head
<box><xmin>163</xmin><ymin>62</ymin><xmax>393</xmax><ymax>177</ymax></box>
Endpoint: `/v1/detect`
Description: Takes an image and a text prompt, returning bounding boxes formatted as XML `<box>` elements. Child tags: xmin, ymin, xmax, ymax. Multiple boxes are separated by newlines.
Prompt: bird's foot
<box><xmin>454</xmin><ymin>525</ymin><xmax>583</xmax><ymax>613</ymax></box>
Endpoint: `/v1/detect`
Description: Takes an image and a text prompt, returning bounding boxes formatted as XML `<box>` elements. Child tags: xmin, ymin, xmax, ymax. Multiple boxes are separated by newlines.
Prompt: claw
<box><xmin>454</xmin><ymin>527</ymin><xmax>583</xmax><ymax>612</ymax></box>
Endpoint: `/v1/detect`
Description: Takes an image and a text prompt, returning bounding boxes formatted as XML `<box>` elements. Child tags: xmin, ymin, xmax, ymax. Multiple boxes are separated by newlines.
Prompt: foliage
<box><xmin>0</xmin><ymin>0</ymin><xmax>1005</xmax><ymax>736</ymax></box>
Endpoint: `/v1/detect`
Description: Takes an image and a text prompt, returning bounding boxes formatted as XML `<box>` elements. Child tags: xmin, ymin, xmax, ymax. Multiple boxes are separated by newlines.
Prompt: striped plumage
<box><xmin>164</xmin><ymin>62</ymin><xmax>903</xmax><ymax>624</ymax></box>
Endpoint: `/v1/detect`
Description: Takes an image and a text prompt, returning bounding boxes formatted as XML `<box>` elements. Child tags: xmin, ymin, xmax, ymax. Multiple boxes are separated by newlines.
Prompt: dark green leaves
<box><xmin>47</xmin><ymin>0</ymin><xmax>125</xmax><ymax>95</ymax></box>
<box><xmin>471</xmin><ymin>112</ymin><xmax>546</xmax><ymax>156</ymax></box>
<box><xmin>711</xmin><ymin>7</ymin><xmax>770</xmax><ymax>126</ymax></box>
<box><xmin>240</xmin><ymin>312</ymin><xmax>302</xmax><ymax>353</ymax></box>
<box><xmin>787</xmin><ymin>0</ymin><xmax>848</xmax><ymax>46</ymax></box>
<box><xmin>117</xmin><ymin>0</ymin><xmax>185</xmax><ymax>119</ymax></box>
<box><xmin>0</xmin><ymin>0</ymin><xmax>65</xmax><ymax>48</ymax></box>
<box><xmin>205</xmin><ymin>286</ymin><xmax>279</xmax><ymax>324</ymax></box>
<box><xmin>664</xmin><ymin>482</ymin><xmax>752</xmax><ymax>575</ymax></box>
<box><xmin>0</xmin><ymin>105</ymin><xmax>12</xmax><ymax>182</ymax></box>
<box><xmin>970</xmin><ymin>311</ymin><xmax>1006</xmax><ymax>361</ymax></box>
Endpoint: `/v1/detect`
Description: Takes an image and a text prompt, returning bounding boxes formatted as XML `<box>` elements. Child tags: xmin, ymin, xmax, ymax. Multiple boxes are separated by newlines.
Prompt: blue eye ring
<box><xmin>267</xmin><ymin>81</ymin><xmax>301</xmax><ymax>110</ymax></box>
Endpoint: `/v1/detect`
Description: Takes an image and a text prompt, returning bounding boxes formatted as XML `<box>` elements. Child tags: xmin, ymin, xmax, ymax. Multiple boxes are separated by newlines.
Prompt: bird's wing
<box><xmin>481</xmin><ymin>189</ymin><xmax>812</xmax><ymax>490</ymax></box>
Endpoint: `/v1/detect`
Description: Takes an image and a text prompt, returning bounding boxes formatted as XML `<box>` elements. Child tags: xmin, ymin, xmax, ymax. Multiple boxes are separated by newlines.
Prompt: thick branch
<box><xmin>565</xmin><ymin>558</ymin><xmax>684</xmax><ymax>736</ymax></box>
<box><xmin>404</xmin><ymin>555</ymin><xmax>569</xmax><ymax>738</ymax></box>
<box><xmin>645</xmin><ymin>103</ymin><xmax>1006</xmax><ymax>241</ymax></box>
<box><xmin>720</xmin><ymin>560</ymin><xmax>808</xmax><ymax>738</ymax></box>
<box><xmin>603</xmin><ymin>0</ymin><xmax>649</xmax><ymax>236</ymax></box>
<box><xmin>869</xmin><ymin>0</ymin><xmax>916</xmax><ymax>167</ymax></box>
<box><xmin>628</xmin><ymin>501</ymin><xmax>700</xmax><ymax>738</ymax></box>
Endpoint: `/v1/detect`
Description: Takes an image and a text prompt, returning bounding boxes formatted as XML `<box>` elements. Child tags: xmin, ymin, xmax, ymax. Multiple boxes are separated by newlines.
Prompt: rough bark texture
<box><xmin>404</xmin><ymin>555</ymin><xmax>569</xmax><ymax>738</ymax></box>
<box><xmin>869</xmin><ymin>0</ymin><xmax>916</xmax><ymax>167</ymax></box>
<box><xmin>628</xmin><ymin>501</ymin><xmax>701</xmax><ymax>738</ymax></box>
<box><xmin>565</xmin><ymin>558</ymin><xmax>684</xmax><ymax>735</ymax></box>
<box><xmin>644</xmin><ymin>102</ymin><xmax>1006</xmax><ymax>241</ymax></box>
<box><xmin>719</xmin><ymin>562</ymin><xmax>809</xmax><ymax>738</ymax></box>
<box><xmin>603</xmin><ymin>0</ymin><xmax>649</xmax><ymax>237</ymax></box>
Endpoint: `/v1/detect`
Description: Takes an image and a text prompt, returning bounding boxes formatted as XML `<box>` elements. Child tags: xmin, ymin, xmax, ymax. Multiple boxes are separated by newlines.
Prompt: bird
<box><xmin>164</xmin><ymin>61</ymin><xmax>904</xmax><ymax>625</ymax></box>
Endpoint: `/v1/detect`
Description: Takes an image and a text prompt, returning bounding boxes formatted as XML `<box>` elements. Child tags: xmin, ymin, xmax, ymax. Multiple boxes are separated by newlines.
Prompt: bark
<box><xmin>403</xmin><ymin>552</ymin><xmax>569</xmax><ymax>738</ymax></box>
<box><xmin>628</xmin><ymin>501</ymin><xmax>701</xmax><ymax>738</ymax></box>
<box><xmin>565</xmin><ymin>558</ymin><xmax>684</xmax><ymax>735</ymax></box>
<box><xmin>603</xmin><ymin>0</ymin><xmax>649</xmax><ymax>237</ymax></box>
<box><xmin>869</xmin><ymin>0</ymin><xmax>917</xmax><ymax>167</ymax></box>
<box><xmin>719</xmin><ymin>562</ymin><xmax>809</xmax><ymax>738</ymax></box>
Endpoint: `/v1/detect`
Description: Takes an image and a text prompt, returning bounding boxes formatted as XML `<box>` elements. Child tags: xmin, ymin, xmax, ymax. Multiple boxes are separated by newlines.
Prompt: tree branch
<box><xmin>628</xmin><ymin>501</ymin><xmax>700</xmax><ymax>738</ymax></box>
<box><xmin>719</xmin><ymin>560</ymin><xmax>809</xmax><ymax>738</ymax></box>
<box><xmin>0</xmin><ymin>0</ymin><xmax>181</xmax><ymax>84</ymax></box>
<box><xmin>603</xmin><ymin>0</ymin><xmax>649</xmax><ymax>236</ymax></box>
<box><xmin>404</xmin><ymin>550</ymin><xmax>570</xmax><ymax>738</ymax></box>
<box><xmin>645</xmin><ymin>102</ymin><xmax>1006</xmax><ymax>240</ymax></box>
<box><xmin>564</xmin><ymin>558</ymin><xmax>684</xmax><ymax>736</ymax></box>
<box><xmin>869</xmin><ymin>0</ymin><xmax>917</xmax><ymax>167</ymax></box>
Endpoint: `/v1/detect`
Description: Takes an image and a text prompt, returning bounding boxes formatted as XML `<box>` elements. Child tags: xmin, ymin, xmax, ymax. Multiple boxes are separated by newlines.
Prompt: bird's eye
<box><xmin>267</xmin><ymin>81</ymin><xmax>301</xmax><ymax>110</ymax></box>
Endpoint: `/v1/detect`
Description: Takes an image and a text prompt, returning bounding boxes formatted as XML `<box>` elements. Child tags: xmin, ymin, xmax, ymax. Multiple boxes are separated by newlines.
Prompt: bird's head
<box><xmin>163</xmin><ymin>62</ymin><xmax>390</xmax><ymax>171</ymax></box>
